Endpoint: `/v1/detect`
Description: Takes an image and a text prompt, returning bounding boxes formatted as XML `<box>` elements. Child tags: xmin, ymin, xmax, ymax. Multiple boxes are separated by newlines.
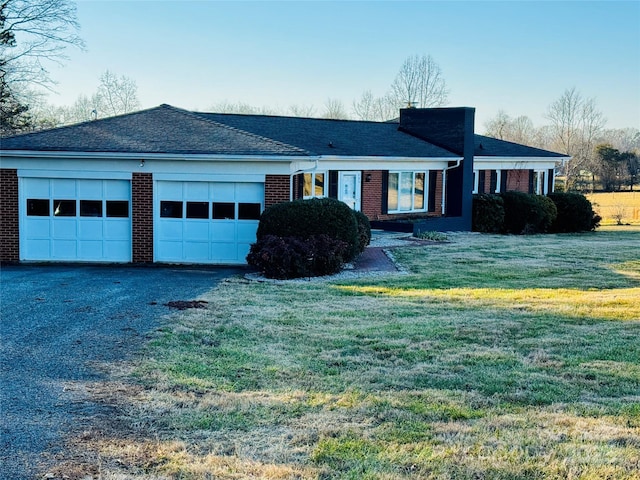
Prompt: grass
<box><xmin>57</xmin><ymin>230</ymin><xmax>640</xmax><ymax>479</ymax></box>
<box><xmin>586</xmin><ymin>191</ymin><xmax>640</xmax><ymax>225</ymax></box>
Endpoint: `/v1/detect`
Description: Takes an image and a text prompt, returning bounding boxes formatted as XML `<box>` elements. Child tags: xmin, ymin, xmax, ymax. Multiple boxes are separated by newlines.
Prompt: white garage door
<box><xmin>20</xmin><ymin>178</ymin><xmax>132</xmax><ymax>262</ymax></box>
<box><xmin>155</xmin><ymin>181</ymin><xmax>263</xmax><ymax>264</ymax></box>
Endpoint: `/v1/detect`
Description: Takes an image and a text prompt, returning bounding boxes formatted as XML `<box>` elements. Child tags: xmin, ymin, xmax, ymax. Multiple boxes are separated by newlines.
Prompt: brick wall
<box><xmin>506</xmin><ymin>169</ymin><xmax>529</xmax><ymax>193</ymax></box>
<box><xmin>0</xmin><ymin>169</ymin><xmax>19</xmax><ymax>262</ymax></box>
<box><xmin>132</xmin><ymin>172</ymin><xmax>153</xmax><ymax>263</ymax></box>
<box><xmin>433</xmin><ymin>171</ymin><xmax>443</xmax><ymax>216</ymax></box>
<box><xmin>362</xmin><ymin>170</ymin><xmax>383</xmax><ymax>219</ymax></box>
<box><xmin>265</xmin><ymin>174</ymin><xmax>290</xmax><ymax>207</ymax></box>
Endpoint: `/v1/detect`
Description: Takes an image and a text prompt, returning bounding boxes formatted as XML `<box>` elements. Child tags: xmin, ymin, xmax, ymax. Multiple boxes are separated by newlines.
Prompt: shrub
<box><xmin>500</xmin><ymin>191</ymin><xmax>557</xmax><ymax>234</ymax></box>
<box><xmin>353</xmin><ymin>210</ymin><xmax>372</xmax><ymax>254</ymax></box>
<box><xmin>246</xmin><ymin>234</ymin><xmax>348</xmax><ymax>279</ymax></box>
<box><xmin>548</xmin><ymin>192</ymin><xmax>601</xmax><ymax>232</ymax></box>
<box><xmin>257</xmin><ymin>197</ymin><xmax>360</xmax><ymax>261</ymax></box>
<box><xmin>472</xmin><ymin>194</ymin><xmax>505</xmax><ymax>233</ymax></box>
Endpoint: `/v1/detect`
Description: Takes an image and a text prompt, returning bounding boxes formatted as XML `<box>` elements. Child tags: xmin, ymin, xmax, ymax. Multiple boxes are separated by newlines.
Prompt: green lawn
<box><xmin>78</xmin><ymin>230</ymin><xmax>640</xmax><ymax>479</ymax></box>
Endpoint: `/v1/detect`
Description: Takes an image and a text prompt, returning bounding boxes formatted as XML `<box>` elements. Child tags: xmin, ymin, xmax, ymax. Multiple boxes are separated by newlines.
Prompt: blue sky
<box><xmin>46</xmin><ymin>0</ymin><xmax>640</xmax><ymax>129</ymax></box>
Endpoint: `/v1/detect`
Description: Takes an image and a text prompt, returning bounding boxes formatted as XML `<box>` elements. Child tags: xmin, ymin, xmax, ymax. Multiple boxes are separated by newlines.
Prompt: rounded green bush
<box><xmin>548</xmin><ymin>192</ymin><xmax>601</xmax><ymax>232</ymax></box>
<box><xmin>353</xmin><ymin>210</ymin><xmax>372</xmax><ymax>254</ymax></box>
<box><xmin>257</xmin><ymin>197</ymin><xmax>360</xmax><ymax>261</ymax></box>
<box><xmin>500</xmin><ymin>191</ymin><xmax>557</xmax><ymax>234</ymax></box>
<box><xmin>472</xmin><ymin>194</ymin><xmax>505</xmax><ymax>233</ymax></box>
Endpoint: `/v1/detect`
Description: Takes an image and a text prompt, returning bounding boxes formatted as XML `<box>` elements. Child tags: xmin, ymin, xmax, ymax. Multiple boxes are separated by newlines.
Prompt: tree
<box><xmin>352</xmin><ymin>89</ymin><xmax>397</xmax><ymax>121</ymax></box>
<box><xmin>390</xmin><ymin>54</ymin><xmax>449</xmax><ymax>109</ymax></box>
<box><xmin>0</xmin><ymin>0</ymin><xmax>83</xmax><ymax>88</ymax></box>
<box><xmin>546</xmin><ymin>87</ymin><xmax>606</xmax><ymax>191</ymax></box>
<box><xmin>624</xmin><ymin>151</ymin><xmax>639</xmax><ymax>191</ymax></box>
<box><xmin>322</xmin><ymin>97</ymin><xmax>349</xmax><ymax>119</ymax></box>
<box><xmin>595</xmin><ymin>144</ymin><xmax>624</xmax><ymax>192</ymax></box>
<box><xmin>94</xmin><ymin>70</ymin><xmax>140</xmax><ymax>118</ymax></box>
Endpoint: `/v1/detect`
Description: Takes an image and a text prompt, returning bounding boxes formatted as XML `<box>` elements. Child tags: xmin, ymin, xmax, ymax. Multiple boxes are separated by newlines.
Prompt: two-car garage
<box><xmin>18</xmin><ymin>174</ymin><xmax>264</xmax><ymax>264</ymax></box>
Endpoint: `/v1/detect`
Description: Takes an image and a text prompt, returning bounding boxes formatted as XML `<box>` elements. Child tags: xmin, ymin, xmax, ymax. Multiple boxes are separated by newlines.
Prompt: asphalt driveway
<box><xmin>0</xmin><ymin>264</ymin><xmax>242</xmax><ymax>479</ymax></box>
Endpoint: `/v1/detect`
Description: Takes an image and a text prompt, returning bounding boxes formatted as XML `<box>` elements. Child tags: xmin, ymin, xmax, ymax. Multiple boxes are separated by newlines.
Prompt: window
<box><xmin>80</xmin><ymin>200</ymin><xmax>103</xmax><ymax>217</ymax></box>
<box><xmin>238</xmin><ymin>203</ymin><xmax>261</xmax><ymax>220</ymax></box>
<box><xmin>212</xmin><ymin>202</ymin><xmax>235</xmax><ymax>219</ymax></box>
<box><xmin>160</xmin><ymin>201</ymin><xmax>183</xmax><ymax>218</ymax></box>
<box><xmin>106</xmin><ymin>201</ymin><xmax>129</xmax><ymax>218</ymax></box>
<box><xmin>53</xmin><ymin>200</ymin><xmax>76</xmax><ymax>217</ymax></box>
<box><xmin>186</xmin><ymin>201</ymin><xmax>209</xmax><ymax>219</ymax></box>
<box><xmin>387</xmin><ymin>172</ymin><xmax>428</xmax><ymax>213</ymax></box>
<box><xmin>27</xmin><ymin>199</ymin><xmax>49</xmax><ymax>216</ymax></box>
<box><xmin>303</xmin><ymin>172</ymin><xmax>326</xmax><ymax>199</ymax></box>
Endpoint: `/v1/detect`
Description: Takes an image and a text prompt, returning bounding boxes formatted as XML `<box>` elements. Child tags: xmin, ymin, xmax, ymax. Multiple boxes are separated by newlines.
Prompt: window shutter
<box><xmin>547</xmin><ymin>168</ymin><xmax>554</xmax><ymax>193</ymax></box>
<box><xmin>500</xmin><ymin>170</ymin><xmax>508</xmax><ymax>192</ymax></box>
<box><xmin>381</xmin><ymin>171</ymin><xmax>389</xmax><ymax>214</ymax></box>
<box><xmin>528</xmin><ymin>170</ymin><xmax>535</xmax><ymax>194</ymax></box>
<box><xmin>478</xmin><ymin>170</ymin><xmax>486</xmax><ymax>194</ymax></box>
<box><xmin>428</xmin><ymin>171</ymin><xmax>437</xmax><ymax>212</ymax></box>
<box><xmin>328</xmin><ymin>171</ymin><xmax>338</xmax><ymax>199</ymax></box>
<box><xmin>490</xmin><ymin>170</ymin><xmax>498</xmax><ymax>193</ymax></box>
<box><xmin>296</xmin><ymin>174</ymin><xmax>303</xmax><ymax>199</ymax></box>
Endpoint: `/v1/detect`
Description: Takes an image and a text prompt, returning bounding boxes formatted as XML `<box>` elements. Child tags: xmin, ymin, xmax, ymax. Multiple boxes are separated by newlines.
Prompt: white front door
<box><xmin>338</xmin><ymin>171</ymin><xmax>361</xmax><ymax>211</ymax></box>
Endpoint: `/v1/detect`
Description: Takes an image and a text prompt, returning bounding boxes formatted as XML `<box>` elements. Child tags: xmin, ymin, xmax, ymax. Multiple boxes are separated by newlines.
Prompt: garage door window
<box><xmin>186</xmin><ymin>201</ymin><xmax>209</xmax><ymax>219</ymax></box>
<box><xmin>212</xmin><ymin>202</ymin><xmax>235</xmax><ymax>220</ymax></box>
<box><xmin>106</xmin><ymin>200</ymin><xmax>129</xmax><ymax>218</ymax></box>
<box><xmin>238</xmin><ymin>203</ymin><xmax>261</xmax><ymax>220</ymax></box>
<box><xmin>27</xmin><ymin>199</ymin><xmax>50</xmax><ymax>216</ymax></box>
<box><xmin>160</xmin><ymin>201</ymin><xmax>183</xmax><ymax>218</ymax></box>
<box><xmin>54</xmin><ymin>200</ymin><xmax>76</xmax><ymax>216</ymax></box>
<box><xmin>80</xmin><ymin>200</ymin><xmax>103</xmax><ymax>217</ymax></box>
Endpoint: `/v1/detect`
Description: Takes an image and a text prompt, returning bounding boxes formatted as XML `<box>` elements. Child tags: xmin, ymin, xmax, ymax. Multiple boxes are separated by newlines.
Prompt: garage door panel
<box><xmin>52</xmin><ymin>179</ymin><xmax>77</xmax><ymax>197</ymax></box>
<box><xmin>105</xmin><ymin>180</ymin><xmax>130</xmax><ymax>199</ymax></box>
<box><xmin>78</xmin><ymin>219</ymin><xmax>103</xmax><ymax>239</ymax></box>
<box><xmin>52</xmin><ymin>239</ymin><xmax>77</xmax><ymax>259</ymax></box>
<box><xmin>183</xmin><ymin>222</ymin><xmax>210</xmax><ymax>240</ymax></box>
<box><xmin>155</xmin><ymin>181</ymin><xmax>262</xmax><ymax>264</ymax></box>
<box><xmin>52</xmin><ymin>219</ymin><xmax>78</xmax><ymax>239</ymax></box>
<box><xmin>237</xmin><ymin>222</ymin><xmax>259</xmax><ymax>242</ymax></box>
<box><xmin>79</xmin><ymin>240</ymin><xmax>103</xmax><ymax>258</ymax></box>
<box><xmin>24</xmin><ymin>239</ymin><xmax>50</xmax><ymax>258</ymax></box>
<box><xmin>158</xmin><ymin>181</ymin><xmax>183</xmax><ymax>199</ymax></box>
<box><xmin>104</xmin><ymin>220</ymin><xmax>130</xmax><ymax>239</ymax></box>
<box><xmin>24</xmin><ymin>178</ymin><xmax>50</xmax><ymax>197</ymax></box>
<box><xmin>21</xmin><ymin>178</ymin><xmax>131</xmax><ymax>262</ymax></box>
<box><xmin>25</xmin><ymin>218</ymin><xmax>50</xmax><ymax>237</ymax></box>
<box><xmin>77</xmin><ymin>180</ymin><xmax>103</xmax><ymax>199</ymax></box>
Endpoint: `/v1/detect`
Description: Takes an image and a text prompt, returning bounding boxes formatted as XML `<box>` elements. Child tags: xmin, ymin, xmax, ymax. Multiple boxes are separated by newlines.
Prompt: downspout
<box><xmin>441</xmin><ymin>158</ymin><xmax>463</xmax><ymax>216</ymax></box>
<box><xmin>289</xmin><ymin>157</ymin><xmax>319</xmax><ymax>201</ymax></box>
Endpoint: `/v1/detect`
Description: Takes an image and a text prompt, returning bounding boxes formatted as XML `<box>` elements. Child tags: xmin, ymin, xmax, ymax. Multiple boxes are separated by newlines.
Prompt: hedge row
<box><xmin>248</xmin><ymin>198</ymin><xmax>371</xmax><ymax>279</ymax></box>
<box><xmin>473</xmin><ymin>191</ymin><xmax>600</xmax><ymax>234</ymax></box>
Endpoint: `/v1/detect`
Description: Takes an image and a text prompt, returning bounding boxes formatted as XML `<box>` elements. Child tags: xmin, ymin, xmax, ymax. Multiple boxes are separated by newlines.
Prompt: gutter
<box><xmin>289</xmin><ymin>158</ymin><xmax>320</xmax><ymax>201</ymax></box>
<box><xmin>441</xmin><ymin>158</ymin><xmax>463</xmax><ymax>216</ymax></box>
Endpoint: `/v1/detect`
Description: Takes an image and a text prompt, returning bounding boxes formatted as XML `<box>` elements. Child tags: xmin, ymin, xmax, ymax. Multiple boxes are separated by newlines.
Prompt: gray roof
<box><xmin>0</xmin><ymin>104</ymin><xmax>564</xmax><ymax>160</ymax></box>
<box><xmin>196</xmin><ymin>112</ymin><xmax>458</xmax><ymax>158</ymax></box>
<box><xmin>474</xmin><ymin>135</ymin><xmax>566</xmax><ymax>158</ymax></box>
<box><xmin>0</xmin><ymin>104</ymin><xmax>308</xmax><ymax>156</ymax></box>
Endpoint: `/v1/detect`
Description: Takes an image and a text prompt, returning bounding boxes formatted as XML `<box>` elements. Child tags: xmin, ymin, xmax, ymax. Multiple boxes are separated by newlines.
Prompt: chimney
<box><xmin>399</xmin><ymin>107</ymin><xmax>475</xmax><ymax>226</ymax></box>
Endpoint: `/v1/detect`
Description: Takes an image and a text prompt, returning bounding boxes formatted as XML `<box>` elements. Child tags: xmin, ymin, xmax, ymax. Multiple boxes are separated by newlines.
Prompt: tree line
<box><xmin>2</xmin><ymin>0</ymin><xmax>637</xmax><ymax>193</ymax></box>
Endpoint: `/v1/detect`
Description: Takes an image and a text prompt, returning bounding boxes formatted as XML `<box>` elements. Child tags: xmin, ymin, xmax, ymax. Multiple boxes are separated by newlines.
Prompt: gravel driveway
<box><xmin>0</xmin><ymin>264</ymin><xmax>242</xmax><ymax>479</ymax></box>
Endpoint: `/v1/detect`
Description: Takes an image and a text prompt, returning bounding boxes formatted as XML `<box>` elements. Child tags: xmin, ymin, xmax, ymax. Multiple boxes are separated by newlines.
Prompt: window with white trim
<box><xmin>387</xmin><ymin>171</ymin><xmax>427</xmax><ymax>213</ymax></box>
<box><xmin>302</xmin><ymin>172</ymin><xmax>326</xmax><ymax>199</ymax></box>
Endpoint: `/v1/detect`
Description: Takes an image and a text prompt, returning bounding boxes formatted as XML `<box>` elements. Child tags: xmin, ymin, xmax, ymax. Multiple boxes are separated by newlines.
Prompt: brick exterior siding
<box><xmin>506</xmin><ymin>169</ymin><xmax>530</xmax><ymax>193</ymax></box>
<box><xmin>132</xmin><ymin>172</ymin><xmax>153</xmax><ymax>263</ymax></box>
<box><xmin>362</xmin><ymin>170</ymin><xmax>383</xmax><ymax>219</ymax></box>
<box><xmin>0</xmin><ymin>169</ymin><xmax>19</xmax><ymax>262</ymax></box>
<box><xmin>265</xmin><ymin>174</ymin><xmax>290</xmax><ymax>207</ymax></box>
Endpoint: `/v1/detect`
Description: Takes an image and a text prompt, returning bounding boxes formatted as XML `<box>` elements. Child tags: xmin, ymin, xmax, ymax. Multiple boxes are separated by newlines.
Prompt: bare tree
<box><xmin>352</xmin><ymin>90</ymin><xmax>397</xmax><ymax>121</ymax></box>
<box><xmin>0</xmin><ymin>0</ymin><xmax>83</xmax><ymax>88</ymax></box>
<box><xmin>322</xmin><ymin>97</ymin><xmax>349</xmax><ymax>119</ymax></box>
<box><xmin>287</xmin><ymin>103</ymin><xmax>316</xmax><ymax>118</ymax></box>
<box><xmin>484</xmin><ymin>110</ymin><xmax>511</xmax><ymax>139</ymax></box>
<box><xmin>546</xmin><ymin>87</ymin><xmax>606</xmax><ymax>191</ymax></box>
<box><xmin>94</xmin><ymin>70</ymin><xmax>140</xmax><ymax>118</ymax></box>
<box><xmin>484</xmin><ymin>110</ymin><xmax>536</xmax><ymax>145</ymax></box>
<box><xmin>390</xmin><ymin>54</ymin><xmax>449</xmax><ymax>109</ymax></box>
